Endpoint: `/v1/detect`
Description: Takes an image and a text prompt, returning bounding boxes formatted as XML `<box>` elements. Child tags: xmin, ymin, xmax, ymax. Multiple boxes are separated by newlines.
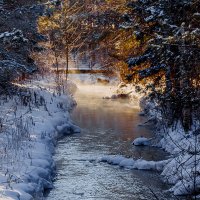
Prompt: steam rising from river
<box><xmin>68</xmin><ymin>73</ymin><xmax>140</xmax><ymax>109</ymax></box>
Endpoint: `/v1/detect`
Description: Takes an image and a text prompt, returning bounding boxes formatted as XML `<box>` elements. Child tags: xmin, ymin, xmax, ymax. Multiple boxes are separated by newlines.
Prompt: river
<box><xmin>46</xmin><ymin>75</ymin><xmax>174</xmax><ymax>200</ymax></box>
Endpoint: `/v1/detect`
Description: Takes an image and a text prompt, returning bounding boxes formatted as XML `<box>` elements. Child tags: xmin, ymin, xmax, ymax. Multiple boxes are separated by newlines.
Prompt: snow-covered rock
<box><xmin>56</xmin><ymin>123</ymin><xmax>81</xmax><ymax>135</ymax></box>
<box><xmin>111</xmin><ymin>94</ymin><xmax>118</xmax><ymax>99</ymax></box>
<box><xmin>132</xmin><ymin>137</ymin><xmax>150</xmax><ymax>146</ymax></box>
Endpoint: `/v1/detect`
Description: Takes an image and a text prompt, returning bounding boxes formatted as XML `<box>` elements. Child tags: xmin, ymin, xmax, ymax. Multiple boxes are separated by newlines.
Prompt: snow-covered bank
<box><xmin>139</xmin><ymin>93</ymin><xmax>200</xmax><ymax>196</ymax></box>
<box><xmin>158</xmin><ymin>127</ymin><xmax>200</xmax><ymax>196</ymax></box>
<box><xmin>99</xmin><ymin>155</ymin><xmax>170</xmax><ymax>171</ymax></box>
<box><xmin>0</xmin><ymin>75</ymin><xmax>80</xmax><ymax>200</ymax></box>
<box><xmin>109</xmin><ymin>82</ymin><xmax>200</xmax><ymax>197</ymax></box>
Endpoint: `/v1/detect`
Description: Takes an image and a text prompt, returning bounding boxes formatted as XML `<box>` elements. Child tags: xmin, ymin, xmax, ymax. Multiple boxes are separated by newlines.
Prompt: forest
<box><xmin>0</xmin><ymin>0</ymin><xmax>199</xmax><ymax>199</ymax></box>
<box><xmin>38</xmin><ymin>0</ymin><xmax>200</xmax><ymax>132</ymax></box>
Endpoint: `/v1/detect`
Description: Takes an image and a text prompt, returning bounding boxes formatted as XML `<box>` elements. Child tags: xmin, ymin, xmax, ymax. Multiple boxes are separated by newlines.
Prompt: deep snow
<box><xmin>0</xmin><ymin>75</ymin><xmax>80</xmax><ymax>200</ymax></box>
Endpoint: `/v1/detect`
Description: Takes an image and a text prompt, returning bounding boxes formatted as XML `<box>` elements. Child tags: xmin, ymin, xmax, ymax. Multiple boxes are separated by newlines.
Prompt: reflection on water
<box><xmin>46</xmin><ymin>82</ymin><xmax>174</xmax><ymax>200</ymax></box>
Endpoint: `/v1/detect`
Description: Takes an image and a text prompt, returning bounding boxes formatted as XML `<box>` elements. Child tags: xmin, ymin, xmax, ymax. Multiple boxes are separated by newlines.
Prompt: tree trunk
<box><xmin>65</xmin><ymin>43</ymin><xmax>69</xmax><ymax>81</ymax></box>
<box><xmin>55</xmin><ymin>51</ymin><xmax>59</xmax><ymax>72</ymax></box>
<box><xmin>179</xmin><ymin>26</ymin><xmax>192</xmax><ymax>131</ymax></box>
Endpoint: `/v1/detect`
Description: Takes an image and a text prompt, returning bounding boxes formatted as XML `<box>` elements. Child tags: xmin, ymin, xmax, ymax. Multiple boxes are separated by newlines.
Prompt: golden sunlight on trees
<box><xmin>38</xmin><ymin>0</ymin><xmax>89</xmax><ymax>79</ymax></box>
<box><xmin>37</xmin><ymin>0</ymin><xmax>199</xmax><ymax>132</ymax></box>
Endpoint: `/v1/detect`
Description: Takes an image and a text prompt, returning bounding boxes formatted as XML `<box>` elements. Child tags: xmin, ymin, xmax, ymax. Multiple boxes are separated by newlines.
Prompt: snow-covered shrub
<box><xmin>132</xmin><ymin>137</ymin><xmax>150</xmax><ymax>146</ymax></box>
<box><xmin>0</xmin><ymin>60</ymin><xmax>31</xmax><ymax>87</ymax></box>
<box><xmin>0</xmin><ymin>29</ymin><xmax>28</xmax><ymax>46</ymax></box>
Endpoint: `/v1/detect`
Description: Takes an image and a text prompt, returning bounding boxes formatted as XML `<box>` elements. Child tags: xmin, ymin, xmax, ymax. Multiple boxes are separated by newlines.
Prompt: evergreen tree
<box><xmin>125</xmin><ymin>0</ymin><xmax>200</xmax><ymax>131</ymax></box>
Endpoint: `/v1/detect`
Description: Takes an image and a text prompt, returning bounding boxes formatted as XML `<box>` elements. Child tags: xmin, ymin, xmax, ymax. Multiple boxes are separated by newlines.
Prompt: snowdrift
<box><xmin>0</xmin><ymin>76</ymin><xmax>80</xmax><ymax>199</ymax></box>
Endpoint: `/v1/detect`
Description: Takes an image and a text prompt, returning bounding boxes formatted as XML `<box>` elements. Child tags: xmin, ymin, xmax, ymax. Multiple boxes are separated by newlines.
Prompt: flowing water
<box><xmin>46</xmin><ymin>76</ymin><xmax>174</xmax><ymax>200</ymax></box>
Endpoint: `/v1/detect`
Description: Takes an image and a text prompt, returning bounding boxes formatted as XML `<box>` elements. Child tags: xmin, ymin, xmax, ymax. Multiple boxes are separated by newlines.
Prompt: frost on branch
<box><xmin>138</xmin><ymin>64</ymin><xmax>166</xmax><ymax>79</ymax></box>
<box><xmin>0</xmin><ymin>60</ymin><xmax>33</xmax><ymax>85</ymax></box>
<box><xmin>0</xmin><ymin>29</ymin><xmax>28</xmax><ymax>44</ymax></box>
<box><xmin>127</xmin><ymin>53</ymin><xmax>151</xmax><ymax>69</ymax></box>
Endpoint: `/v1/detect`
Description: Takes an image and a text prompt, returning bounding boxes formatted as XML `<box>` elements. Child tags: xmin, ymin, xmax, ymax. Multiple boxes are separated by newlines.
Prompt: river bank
<box><xmin>0</xmin><ymin>74</ymin><xmax>79</xmax><ymax>200</ymax></box>
<box><xmin>105</xmin><ymin>82</ymin><xmax>200</xmax><ymax>198</ymax></box>
<box><xmin>138</xmin><ymin>95</ymin><xmax>200</xmax><ymax>197</ymax></box>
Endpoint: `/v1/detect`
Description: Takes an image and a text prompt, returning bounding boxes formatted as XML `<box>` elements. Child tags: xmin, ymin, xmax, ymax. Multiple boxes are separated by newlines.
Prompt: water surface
<box><xmin>46</xmin><ymin>81</ymin><xmax>174</xmax><ymax>200</ymax></box>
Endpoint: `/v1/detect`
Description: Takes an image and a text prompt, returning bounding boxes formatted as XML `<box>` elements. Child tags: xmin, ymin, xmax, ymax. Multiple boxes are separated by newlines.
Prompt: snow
<box><xmin>157</xmin><ymin>126</ymin><xmax>200</xmax><ymax>196</ymax></box>
<box><xmin>0</xmin><ymin>75</ymin><xmax>78</xmax><ymax>199</ymax></box>
<box><xmin>0</xmin><ymin>29</ymin><xmax>28</xmax><ymax>42</ymax></box>
<box><xmin>0</xmin><ymin>59</ymin><xmax>37</xmax><ymax>85</ymax></box>
<box><xmin>115</xmin><ymin>82</ymin><xmax>142</xmax><ymax>103</ymax></box>
<box><xmin>99</xmin><ymin>155</ymin><xmax>170</xmax><ymax>171</ymax></box>
<box><xmin>132</xmin><ymin>137</ymin><xmax>150</xmax><ymax>146</ymax></box>
<box><xmin>0</xmin><ymin>70</ymin><xmax>196</xmax><ymax>198</ymax></box>
<box><xmin>139</xmin><ymin>96</ymin><xmax>200</xmax><ymax>196</ymax></box>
